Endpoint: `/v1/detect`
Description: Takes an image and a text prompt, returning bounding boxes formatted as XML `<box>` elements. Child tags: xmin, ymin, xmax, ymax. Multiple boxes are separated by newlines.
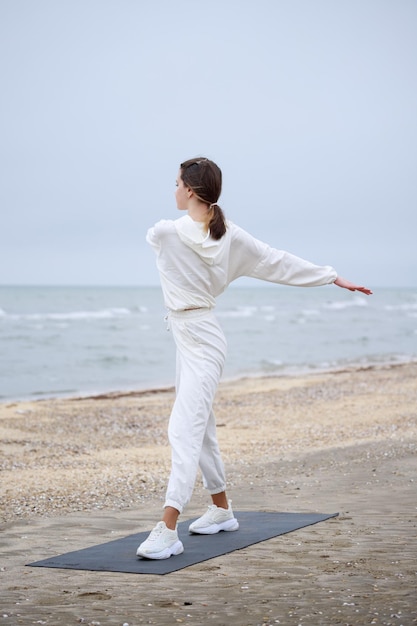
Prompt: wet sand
<box><xmin>1</xmin><ymin>363</ymin><xmax>416</xmax><ymax>625</ymax></box>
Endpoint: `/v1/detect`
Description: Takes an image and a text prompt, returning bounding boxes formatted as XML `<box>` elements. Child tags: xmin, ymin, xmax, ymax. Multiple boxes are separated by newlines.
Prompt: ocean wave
<box><xmin>217</xmin><ymin>306</ymin><xmax>258</xmax><ymax>318</ymax></box>
<box><xmin>0</xmin><ymin>307</ymin><xmax>132</xmax><ymax>321</ymax></box>
<box><xmin>323</xmin><ymin>296</ymin><xmax>368</xmax><ymax>310</ymax></box>
<box><xmin>257</xmin><ymin>353</ymin><xmax>417</xmax><ymax>377</ymax></box>
<box><xmin>384</xmin><ymin>302</ymin><xmax>417</xmax><ymax>312</ymax></box>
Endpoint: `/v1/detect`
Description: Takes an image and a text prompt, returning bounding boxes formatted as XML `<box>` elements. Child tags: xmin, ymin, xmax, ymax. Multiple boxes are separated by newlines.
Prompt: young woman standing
<box><xmin>136</xmin><ymin>157</ymin><xmax>372</xmax><ymax>559</ymax></box>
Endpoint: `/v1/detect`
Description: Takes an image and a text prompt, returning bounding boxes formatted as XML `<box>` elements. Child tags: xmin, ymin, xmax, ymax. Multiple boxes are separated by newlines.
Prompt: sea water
<box><xmin>0</xmin><ymin>285</ymin><xmax>416</xmax><ymax>402</ymax></box>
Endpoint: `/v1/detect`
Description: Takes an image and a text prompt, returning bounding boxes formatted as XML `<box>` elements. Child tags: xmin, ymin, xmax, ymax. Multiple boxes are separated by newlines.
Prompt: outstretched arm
<box><xmin>334</xmin><ymin>276</ymin><xmax>373</xmax><ymax>295</ymax></box>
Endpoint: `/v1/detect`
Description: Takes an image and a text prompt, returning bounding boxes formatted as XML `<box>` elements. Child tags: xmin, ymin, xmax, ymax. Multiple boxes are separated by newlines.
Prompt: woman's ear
<box><xmin>187</xmin><ymin>188</ymin><xmax>193</xmax><ymax>198</ymax></box>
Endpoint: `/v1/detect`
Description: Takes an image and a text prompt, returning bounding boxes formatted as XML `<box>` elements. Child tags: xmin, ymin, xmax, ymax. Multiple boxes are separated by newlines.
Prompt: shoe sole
<box><xmin>136</xmin><ymin>540</ymin><xmax>184</xmax><ymax>560</ymax></box>
<box><xmin>189</xmin><ymin>518</ymin><xmax>239</xmax><ymax>535</ymax></box>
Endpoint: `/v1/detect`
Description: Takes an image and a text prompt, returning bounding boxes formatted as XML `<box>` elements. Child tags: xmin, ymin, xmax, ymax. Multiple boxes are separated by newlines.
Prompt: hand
<box><xmin>334</xmin><ymin>276</ymin><xmax>373</xmax><ymax>295</ymax></box>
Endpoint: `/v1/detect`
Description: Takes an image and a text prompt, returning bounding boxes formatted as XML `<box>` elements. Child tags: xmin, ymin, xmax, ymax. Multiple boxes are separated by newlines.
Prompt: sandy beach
<box><xmin>1</xmin><ymin>362</ymin><xmax>416</xmax><ymax>625</ymax></box>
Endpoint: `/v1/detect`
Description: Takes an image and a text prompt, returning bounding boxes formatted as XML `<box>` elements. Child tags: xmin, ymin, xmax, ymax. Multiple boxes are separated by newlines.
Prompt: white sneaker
<box><xmin>188</xmin><ymin>500</ymin><xmax>239</xmax><ymax>535</ymax></box>
<box><xmin>136</xmin><ymin>521</ymin><xmax>184</xmax><ymax>559</ymax></box>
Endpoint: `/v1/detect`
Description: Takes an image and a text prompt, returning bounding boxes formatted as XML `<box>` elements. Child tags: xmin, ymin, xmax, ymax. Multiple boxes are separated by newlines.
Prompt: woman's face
<box><xmin>175</xmin><ymin>171</ymin><xmax>189</xmax><ymax>211</ymax></box>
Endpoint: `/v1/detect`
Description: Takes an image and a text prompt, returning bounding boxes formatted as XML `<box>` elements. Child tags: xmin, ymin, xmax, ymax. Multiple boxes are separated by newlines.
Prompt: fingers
<box><xmin>334</xmin><ymin>277</ymin><xmax>373</xmax><ymax>295</ymax></box>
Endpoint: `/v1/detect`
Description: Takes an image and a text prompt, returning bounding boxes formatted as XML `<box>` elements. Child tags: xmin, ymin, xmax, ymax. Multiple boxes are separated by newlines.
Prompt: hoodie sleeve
<box><xmin>146</xmin><ymin>219</ymin><xmax>173</xmax><ymax>251</ymax></box>
<box><xmin>229</xmin><ymin>224</ymin><xmax>337</xmax><ymax>287</ymax></box>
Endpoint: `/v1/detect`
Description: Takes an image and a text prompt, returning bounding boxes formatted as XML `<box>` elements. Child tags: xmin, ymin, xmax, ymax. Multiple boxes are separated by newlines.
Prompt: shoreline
<box><xmin>2</xmin><ymin>355</ymin><xmax>416</xmax><ymax>406</ymax></box>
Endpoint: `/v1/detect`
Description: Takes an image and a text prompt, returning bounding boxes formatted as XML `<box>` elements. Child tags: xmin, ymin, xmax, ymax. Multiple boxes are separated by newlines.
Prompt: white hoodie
<box><xmin>146</xmin><ymin>215</ymin><xmax>337</xmax><ymax>311</ymax></box>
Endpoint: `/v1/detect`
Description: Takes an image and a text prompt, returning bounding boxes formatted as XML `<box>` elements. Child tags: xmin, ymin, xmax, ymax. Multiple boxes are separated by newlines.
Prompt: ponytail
<box><xmin>207</xmin><ymin>203</ymin><xmax>227</xmax><ymax>240</ymax></box>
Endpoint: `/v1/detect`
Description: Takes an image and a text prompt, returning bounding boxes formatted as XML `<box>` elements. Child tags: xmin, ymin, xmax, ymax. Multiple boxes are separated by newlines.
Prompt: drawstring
<box><xmin>164</xmin><ymin>311</ymin><xmax>171</xmax><ymax>331</ymax></box>
<box><xmin>165</xmin><ymin>307</ymin><xmax>211</xmax><ymax>331</ymax></box>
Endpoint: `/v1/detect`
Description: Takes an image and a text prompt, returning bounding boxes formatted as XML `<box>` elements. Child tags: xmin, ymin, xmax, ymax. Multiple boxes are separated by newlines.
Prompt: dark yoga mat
<box><xmin>27</xmin><ymin>510</ymin><xmax>338</xmax><ymax>575</ymax></box>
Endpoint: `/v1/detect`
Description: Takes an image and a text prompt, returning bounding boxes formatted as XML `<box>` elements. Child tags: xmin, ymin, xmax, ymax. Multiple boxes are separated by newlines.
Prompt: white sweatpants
<box><xmin>164</xmin><ymin>308</ymin><xmax>227</xmax><ymax>513</ymax></box>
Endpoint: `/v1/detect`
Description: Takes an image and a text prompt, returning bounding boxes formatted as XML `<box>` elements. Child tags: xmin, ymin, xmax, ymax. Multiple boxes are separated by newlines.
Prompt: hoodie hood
<box><xmin>174</xmin><ymin>215</ymin><xmax>226</xmax><ymax>266</ymax></box>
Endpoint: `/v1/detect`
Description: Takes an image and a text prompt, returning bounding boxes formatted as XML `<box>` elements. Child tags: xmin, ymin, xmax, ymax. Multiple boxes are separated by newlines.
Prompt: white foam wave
<box><xmin>218</xmin><ymin>306</ymin><xmax>257</xmax><ymax>318</ymax></box>
<box><xmin>384</xmin><ymin>302</ymin><xmax>417</xmax><ymax>312</ymax></box>
<box><xmin>2</xmin><ymin>307</ymin><xmax>132</xmax><ymax>321</ymax></box>
<box><xmin>301</xmin><ymin>309</ymin><xmax>320</xmax><ymax>316</ymax></box>
<box><xmin>323</xmin><ymin>296</ymin><xmax>368</xmax><ymax>310</ymax></box>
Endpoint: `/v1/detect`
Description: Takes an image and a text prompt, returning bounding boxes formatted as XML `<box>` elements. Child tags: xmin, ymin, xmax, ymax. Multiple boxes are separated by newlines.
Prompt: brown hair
<box><xmin>180</xmin><ymin>157</ymin><xmax>227</xmax><ymax>240</ymax></box>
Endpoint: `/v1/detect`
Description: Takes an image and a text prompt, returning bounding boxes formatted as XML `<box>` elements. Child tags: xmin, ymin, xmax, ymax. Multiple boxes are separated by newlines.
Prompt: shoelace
<box><xmin>149</xmin><ymin>524</ymin><xmax>165</xmax><ymax>540</ymax></box>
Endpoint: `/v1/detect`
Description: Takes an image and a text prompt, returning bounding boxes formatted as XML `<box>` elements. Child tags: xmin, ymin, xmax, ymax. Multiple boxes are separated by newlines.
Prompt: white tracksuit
<box><xmin>146</xmin><ymin>216</ymin><xmax>337</xmax><ymax>513</ymax></box>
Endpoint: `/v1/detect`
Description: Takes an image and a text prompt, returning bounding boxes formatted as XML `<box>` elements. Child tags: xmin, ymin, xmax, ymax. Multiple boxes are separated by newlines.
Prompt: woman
<box><xmin>136</xmin><ymin>157</ymin><xmax>372</xmax><ymax>559</ymax></box>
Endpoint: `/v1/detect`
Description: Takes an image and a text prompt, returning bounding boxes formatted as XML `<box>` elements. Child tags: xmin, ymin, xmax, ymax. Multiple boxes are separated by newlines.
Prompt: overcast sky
<box><xmin>1</xmin><ymin>0</ymin><xmax>416</xmax><ymax>288</ymax></box>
